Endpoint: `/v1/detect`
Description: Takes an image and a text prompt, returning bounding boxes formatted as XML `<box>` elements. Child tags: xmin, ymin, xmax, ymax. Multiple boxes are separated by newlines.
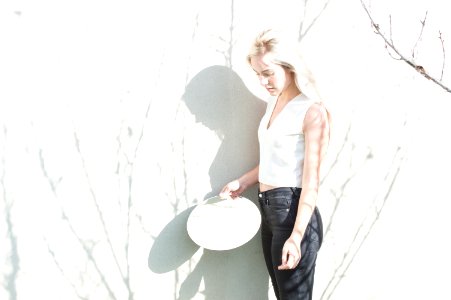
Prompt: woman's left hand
<box><xmin>278</xmin><ymin>235</ymin><xmax>302</xmax><ymax>270</ymax></box>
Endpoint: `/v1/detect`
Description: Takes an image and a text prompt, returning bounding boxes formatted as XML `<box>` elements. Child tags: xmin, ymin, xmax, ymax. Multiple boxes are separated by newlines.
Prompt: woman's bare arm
<box><xmin>278</xmin><ymin>102</ymin><xmax>330</xmax><ymax>270</ymax></box>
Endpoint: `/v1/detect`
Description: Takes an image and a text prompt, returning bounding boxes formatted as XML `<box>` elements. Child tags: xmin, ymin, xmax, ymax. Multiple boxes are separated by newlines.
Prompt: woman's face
<box><xmin>250</xmin><ymin>52</ymin><xmax>294</xmax><ymax>96</ymax></box>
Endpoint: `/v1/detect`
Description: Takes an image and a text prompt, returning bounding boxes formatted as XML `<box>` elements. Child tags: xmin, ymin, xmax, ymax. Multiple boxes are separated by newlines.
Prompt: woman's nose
<box><xmin>259</xmin><ymin>76</ymin><xmax>269</xmax><ymax>86</ymax></box>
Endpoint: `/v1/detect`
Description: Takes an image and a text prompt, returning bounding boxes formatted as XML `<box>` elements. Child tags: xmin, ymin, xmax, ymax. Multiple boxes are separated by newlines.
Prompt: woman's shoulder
<box><xmin>304</xmin><ymin>102</ymin><xmax>330</xmax><ymax>127</ymax></box>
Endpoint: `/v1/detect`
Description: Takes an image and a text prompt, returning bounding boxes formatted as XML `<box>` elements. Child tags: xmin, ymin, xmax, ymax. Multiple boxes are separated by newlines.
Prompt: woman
<box><xmin>220</xmin><ymin>29</ymin><xmax>331</xmax><ymax>300</ymax></box>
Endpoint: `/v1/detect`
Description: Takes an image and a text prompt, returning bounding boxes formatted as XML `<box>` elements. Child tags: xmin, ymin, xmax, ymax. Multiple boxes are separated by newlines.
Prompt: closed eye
<box><xmin>255</xmin><ymin>70</ymin><xmax>275</xmax><ymax>78</ymax></box>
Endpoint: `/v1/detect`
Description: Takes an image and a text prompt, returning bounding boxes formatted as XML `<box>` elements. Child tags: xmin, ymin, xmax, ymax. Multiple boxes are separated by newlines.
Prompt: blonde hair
<box><xmin>247</xmin><ymin>29</ymin><xmax>320</xmax><ymax>100</ymax></box>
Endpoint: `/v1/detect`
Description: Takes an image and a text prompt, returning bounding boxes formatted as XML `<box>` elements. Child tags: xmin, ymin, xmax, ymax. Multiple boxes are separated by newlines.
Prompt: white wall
<box><xmin>1</xmin><ymin>0</ymin><xmax>450</xmax><ymax>299</ymax></box>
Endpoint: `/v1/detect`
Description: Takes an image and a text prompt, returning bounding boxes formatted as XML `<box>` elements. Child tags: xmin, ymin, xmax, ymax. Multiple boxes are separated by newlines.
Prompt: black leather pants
<box><xmin>258</xmin><ymin>187</ymin><xmax>323</xmax><ymax>300</ymax></box>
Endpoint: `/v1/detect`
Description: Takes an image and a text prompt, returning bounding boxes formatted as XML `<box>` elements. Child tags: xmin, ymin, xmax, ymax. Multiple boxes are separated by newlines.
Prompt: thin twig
<box><xmin>38</xmin><ymin>148</ymin><xmax>118</xmax><ymax>300</ymax></box>
<box><xmin>439</xmin><ymin>31</ymin><xmax>446</xmax><ymax>81</ymax></box>
<box><xmin>412</xmin><ymin>11</ymin><xmax>428</xmax><ymax>58</ymax></box>
<box><xmin>389</xmin><ymin>15</ymin><xmax>395</xmax><ymax>45</ymax></box>
<box><xmin>386</xmin><ymin>15</ymin><xmax>401</xmax><ymax>60</ymax></box>
<box><xmin>72</xmin><ymin>131</ymin><xmax>126</xmax><ymax>284</ymax></box>
<box><xmin>298</xmin><ymin>0</ymin><xmax>331</xmax><ymax>41</ymax></box>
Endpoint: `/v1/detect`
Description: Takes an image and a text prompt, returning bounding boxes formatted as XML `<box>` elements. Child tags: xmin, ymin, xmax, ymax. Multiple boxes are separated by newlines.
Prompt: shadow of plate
<box><xmin>148</xmin><ymin>206</ymin><xmax>199</xmax><ymax>273</ymax></box>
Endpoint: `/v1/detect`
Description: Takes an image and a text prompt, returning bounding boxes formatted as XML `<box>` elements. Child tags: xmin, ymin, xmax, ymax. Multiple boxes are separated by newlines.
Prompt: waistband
<box><xmin>258</xmin><ymin>187</ymin><xmax>301</xmax><ymax>198</ymax></box>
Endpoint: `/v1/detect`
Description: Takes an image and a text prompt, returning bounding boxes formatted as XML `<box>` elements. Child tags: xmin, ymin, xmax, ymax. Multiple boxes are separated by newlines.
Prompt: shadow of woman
<box><xmin>176</xmin><ymin>65</ymin><xmax>268</xmax><ymax>300</ymax></box>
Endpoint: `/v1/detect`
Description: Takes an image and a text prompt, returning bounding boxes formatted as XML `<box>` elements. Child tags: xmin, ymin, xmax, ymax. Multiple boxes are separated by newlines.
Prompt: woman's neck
<box><xmin>278</xmin><ymin>82</ymin><xmax>301</xmax><ymax>103</ymax></box>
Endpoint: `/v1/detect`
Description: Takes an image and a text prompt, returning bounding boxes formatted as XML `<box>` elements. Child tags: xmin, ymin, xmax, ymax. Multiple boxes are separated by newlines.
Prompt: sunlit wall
<box><xmin>1</xmin><ymin>0</ymin><xmax>450</xmax><ymax>299</ymax></box>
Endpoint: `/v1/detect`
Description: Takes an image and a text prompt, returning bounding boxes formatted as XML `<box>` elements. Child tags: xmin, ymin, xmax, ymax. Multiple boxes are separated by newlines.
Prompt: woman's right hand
<box><xmin>219</xmin><ymin>166</ymin><xmax>259</xmax><ymax>199</ymax></box>
<box><xmin>219</xmin><ymin>180</ymin><xmax>244</xmax><ymax>199</ymax></box>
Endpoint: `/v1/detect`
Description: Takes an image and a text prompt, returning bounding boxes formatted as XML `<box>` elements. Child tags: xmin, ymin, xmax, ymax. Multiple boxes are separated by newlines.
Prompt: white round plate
<box><xmin>187</xmin><ymin>196</ymin><xmax>261</xmax><ymax>251</ymax></box>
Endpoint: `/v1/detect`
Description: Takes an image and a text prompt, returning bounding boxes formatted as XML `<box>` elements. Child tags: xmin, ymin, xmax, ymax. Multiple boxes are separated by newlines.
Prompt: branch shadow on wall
<box><xmin>148</xmin><ymin>65</ymin><xmax>268</xmax><ymax>299</ymax></box>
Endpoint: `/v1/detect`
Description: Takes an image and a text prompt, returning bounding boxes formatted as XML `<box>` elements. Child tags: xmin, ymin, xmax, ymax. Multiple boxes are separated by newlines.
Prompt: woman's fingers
<box><xmin>278</xmin><ymin>239</ymin><xmax>301</xmax><ymax>270</ymax></box>
<box><xmin>278</xmin><ymin>252</ymin><xmax>298</xmax><ymax>270</ymax></box>
<box><xmin>219</xmin><ymin>180</ymin><xmax>241</xmax><ymax>198</ymax></box>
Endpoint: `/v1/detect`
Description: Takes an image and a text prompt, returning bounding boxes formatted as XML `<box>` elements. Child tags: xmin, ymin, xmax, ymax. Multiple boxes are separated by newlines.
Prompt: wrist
<box><xmin>237</xmin><ymin>177</ymin><xmax>248</xmax><ymax>191</ymax></box>
<box><xmin>290</xmin><ymin>230</ymin><xmax>304</xmax><ymax>243</ymax></box>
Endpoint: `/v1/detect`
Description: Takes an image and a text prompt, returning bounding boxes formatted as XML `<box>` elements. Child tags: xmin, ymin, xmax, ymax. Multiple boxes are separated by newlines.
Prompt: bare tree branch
<box><xmin>360</xmin><ymin>0</ymin><xmax>451</xmax><ymax>93</ymax></box>
<box><xmin>298</xmin><ymin>0</ymin><xmax>331</xmax><ymax>41</ymax></box>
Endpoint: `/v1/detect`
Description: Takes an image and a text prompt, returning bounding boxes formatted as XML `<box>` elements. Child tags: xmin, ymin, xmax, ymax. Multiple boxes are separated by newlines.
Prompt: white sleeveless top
<box><xmin>258</xmin><ymin>93</ymin><xmax>314</xmax><ymax>188</ymax></box>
